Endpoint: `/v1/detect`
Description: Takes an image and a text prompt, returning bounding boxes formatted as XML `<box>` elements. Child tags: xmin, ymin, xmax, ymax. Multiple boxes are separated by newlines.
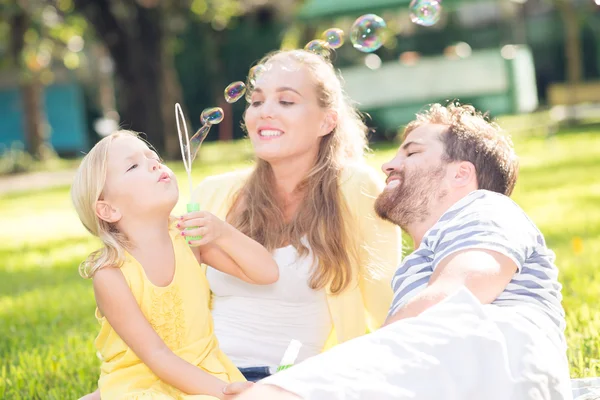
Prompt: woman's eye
<box><xmin>280</xmin><ymin>101</ymin><xmax>294</xmax><ymax>106</ymax></box>
<box><xmin>251</xmin><ymin>101</ymin><xmax>263</xmax><ymax>107</ymax></box>
<box><xmin>127</xmin><ymin>164</ymin><xmax>138</xmax><ymax>171</ymax></box>
<box><xmin>407</xmin><ymin>153</ymin><xmax>416</xmax><ymax>157</ymax></box>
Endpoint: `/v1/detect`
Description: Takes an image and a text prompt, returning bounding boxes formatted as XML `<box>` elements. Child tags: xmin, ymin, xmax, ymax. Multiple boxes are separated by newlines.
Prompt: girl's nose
<box><xmin>149</xmin><ymin>158</ymin><xmax>160</xmax><ymax>171</ymax></box>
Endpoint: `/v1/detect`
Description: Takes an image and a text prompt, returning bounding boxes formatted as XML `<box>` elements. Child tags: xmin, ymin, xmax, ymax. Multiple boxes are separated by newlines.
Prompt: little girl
<box><xmin>71</xmin><ymin>130</ymin><xmax>279</xmax><ymax>399</ymax></box>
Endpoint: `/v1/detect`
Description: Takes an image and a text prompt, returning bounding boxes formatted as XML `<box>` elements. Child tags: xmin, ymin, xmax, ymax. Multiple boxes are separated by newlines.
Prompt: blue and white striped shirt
<box><xmin>389</xmin><ymin>190</ymin><xmax>566</xmax><ymax>343</ymax></box>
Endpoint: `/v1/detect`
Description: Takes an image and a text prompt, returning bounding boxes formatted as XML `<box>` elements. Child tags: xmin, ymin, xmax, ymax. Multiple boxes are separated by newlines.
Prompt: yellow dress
<box><xmin>94</xmin><ymin>226</ymin><xmax>245</xmax><ymax>399</ymax></box>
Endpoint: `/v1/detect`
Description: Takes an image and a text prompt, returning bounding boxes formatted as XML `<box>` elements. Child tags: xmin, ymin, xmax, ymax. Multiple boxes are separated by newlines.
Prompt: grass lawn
<box><xmin>1</xmin><ymin>127</ymin><xmax>599</xmax><ymax>398</ymax></box>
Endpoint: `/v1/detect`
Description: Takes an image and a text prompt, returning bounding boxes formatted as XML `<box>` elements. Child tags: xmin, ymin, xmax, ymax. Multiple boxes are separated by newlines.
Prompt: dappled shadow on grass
<box><xmin>0</xmin><ymin>275</ymin><xmax>97</xmax><ymax>356</ymax></box>
<box><xmin>0</xmin><ymin>280</ymin><xmax>100</xmax><ymax>399</ymax></box>
<box><xmin>518</xmin><ymin>156</ymin><xmax>600</xmax><ymax>193</ymax></box>
<box><xmin>0</xmin><ymin>184</ymin><xmax>72</xmax><ymax>202</ymax></box>
<box><xmin>0</xmin><ymin>236</ymin><xmax>93</xmax><ymax>299</ymax></box>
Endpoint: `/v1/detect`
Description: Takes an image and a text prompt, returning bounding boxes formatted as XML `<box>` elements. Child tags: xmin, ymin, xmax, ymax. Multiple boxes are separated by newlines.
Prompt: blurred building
<box><xmin>296</xmin><ymin>0</ymin><xmax>600</xmax><ymax>135</ymax></box>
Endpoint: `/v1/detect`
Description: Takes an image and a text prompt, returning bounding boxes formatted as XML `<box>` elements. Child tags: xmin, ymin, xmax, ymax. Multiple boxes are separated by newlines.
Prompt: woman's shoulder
<box><xmin>340</xmin><ymin>161</ymin><xmax>386</xmax><ymax>194</ymax></box>
<box><xmin>194</xmin><ymin>168</ymin><xmax>252</xmax><ymax>196</ymax></box>
<box><xmin>192</xmin><ymin>168</ymin><xmax>252</xmax><ymax>212</ymax></box>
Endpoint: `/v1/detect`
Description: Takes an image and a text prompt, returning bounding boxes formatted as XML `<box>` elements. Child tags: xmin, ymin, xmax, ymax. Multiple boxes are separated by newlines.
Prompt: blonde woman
<box><xmin>180</xmin><ymin>49</ymin><xmax>403</xmax><ymax>382</ymax></box>
<box><xmin>71</xmin><ymin>131</ymin><xmax>276</xmax><ymax>399</ymax></box>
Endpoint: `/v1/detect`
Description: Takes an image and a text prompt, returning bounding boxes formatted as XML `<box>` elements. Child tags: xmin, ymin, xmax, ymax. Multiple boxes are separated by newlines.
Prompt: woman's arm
<box><xmin>93</xmin><ymin>267</ymin><xmax>229</xmax><ymax>398</ymax></box>
<box><xmin>179</xmin><ymin>211</ymin><xmax>279</xmax><ymax>285</ymax></box>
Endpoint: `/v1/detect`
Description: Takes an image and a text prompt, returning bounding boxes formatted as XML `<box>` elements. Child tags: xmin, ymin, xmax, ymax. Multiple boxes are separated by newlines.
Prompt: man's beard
<box><xmin>375</xmin><ymin>165</ymin><xmax>447</xmax><ymax>231</ymax></box>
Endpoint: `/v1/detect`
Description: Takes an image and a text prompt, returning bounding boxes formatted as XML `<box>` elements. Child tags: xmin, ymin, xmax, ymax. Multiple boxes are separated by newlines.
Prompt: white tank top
<box><xmin>207</xmin><ymin>240</ymin><xmax>332</xmax><ymax>368</ymax></box>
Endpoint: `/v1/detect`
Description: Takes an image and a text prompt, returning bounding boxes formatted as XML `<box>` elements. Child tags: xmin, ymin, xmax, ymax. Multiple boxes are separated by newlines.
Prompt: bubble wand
<box><xmin>276</xmin><ymin>339</ymin><xmax>302</xmax><ymax>372</ymax></box>
<box><xmin>175</xmin><ymin>103</ymin><xmax>216</xmax><ymax>243</ymax></box>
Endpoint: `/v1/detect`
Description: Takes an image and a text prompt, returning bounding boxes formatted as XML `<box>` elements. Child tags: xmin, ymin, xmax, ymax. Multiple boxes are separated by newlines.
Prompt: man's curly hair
<box><xmin>403</xmin><ymin>102</ymin><xmax>519</xmax><ymax>196</ymax></box>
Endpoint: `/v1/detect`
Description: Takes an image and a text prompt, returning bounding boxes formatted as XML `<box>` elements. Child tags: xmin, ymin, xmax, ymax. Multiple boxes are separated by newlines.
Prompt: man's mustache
<box><xmin>386</xmin><ymin>171</ymin><xmax>403</xmax><ymax>185</ymax></box>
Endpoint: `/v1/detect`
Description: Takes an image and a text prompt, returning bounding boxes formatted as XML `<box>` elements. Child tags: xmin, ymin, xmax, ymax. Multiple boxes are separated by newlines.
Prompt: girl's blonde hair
<box><xmin>71</xmin><ymin>130</ymin><xmax>138</xmax><ymax>279</ymax></box>
<box><xmin>229</xmin><ymin>49</ymin><xmax>368</xmax><ymax>294</ymax></box>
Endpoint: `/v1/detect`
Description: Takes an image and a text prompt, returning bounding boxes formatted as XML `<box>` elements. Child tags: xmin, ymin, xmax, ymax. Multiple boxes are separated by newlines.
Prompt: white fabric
<box><xmin>262</xmin><ymin>287</ymin><xmax>573</xmax><ymax>400</ymax></box>
<box><xmin>571</xmin><ymin>378</ymin><xmax>600</xmax><ymax>399</ymax></box>
<box><xmin>388</xmin><ymin>190</ymin><xmax>566</xmax><ymax>347</ymax></box>
<box><xmin>207</xmin><ymin>240</ymin><xmax>332</xmax><ymax>368</ymax></box>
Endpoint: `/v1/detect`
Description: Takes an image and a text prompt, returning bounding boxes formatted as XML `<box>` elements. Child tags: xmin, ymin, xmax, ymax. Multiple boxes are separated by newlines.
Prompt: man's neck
<box><xmin>408</xmin><ymin>189</ymin><xmax>476</xmax><ymax>249</ymax></box>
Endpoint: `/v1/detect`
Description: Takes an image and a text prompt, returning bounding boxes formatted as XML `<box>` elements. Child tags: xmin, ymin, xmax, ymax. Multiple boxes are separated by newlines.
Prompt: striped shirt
<box><xmin>389</xmin><ymin>190</ymin><xmax>566</xmax><ymax>344</ymax></box>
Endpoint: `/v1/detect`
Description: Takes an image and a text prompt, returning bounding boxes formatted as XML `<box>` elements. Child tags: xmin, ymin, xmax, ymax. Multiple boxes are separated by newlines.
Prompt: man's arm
<box><xmin>384</xmin><ymin>248</ymin><xmax>517</xmax><ymax>326</ymax></box>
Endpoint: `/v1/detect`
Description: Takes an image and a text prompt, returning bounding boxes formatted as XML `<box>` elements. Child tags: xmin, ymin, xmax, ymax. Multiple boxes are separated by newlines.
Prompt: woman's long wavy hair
<box><xmin>227</xmin><ymin>50</ymin><xmax>369</xmax><ymax>294</ymax></box>
<box><xmin>70</xmin><ymin>130</ymin><xmax>137</xmax><ymax>279</ymax></box>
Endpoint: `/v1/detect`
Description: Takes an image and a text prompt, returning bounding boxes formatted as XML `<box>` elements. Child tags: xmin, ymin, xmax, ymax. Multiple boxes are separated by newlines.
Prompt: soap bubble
<box><xmin>200</xmin><ymin>107</ymin><xmax>224</xmax><ymax>125</ymax></box>
<box><xmin>322</xmin><ymin>28</ymin><xmax>344</xmax><ymax>49</ymax></box>
<box><xmin>248</xmin><ymin>64</ymin><xmax>267</xmax><ymax>86</ymax></box>
<box><xmin>304</xmin><ymin>39</ymin><xmax>331</xmax><ymax>57</ymax></box>
<box><xmin>350</xmin><ymin>14</ymin><xmax>387</xmax><ymax>53</ymax></box>
<box><xmin>187</xmin><ymin>124</ymin><xmax>210</xmax><ymax>162</ymax></box>
<box><xmin>224</xmin><ymin>81</ymin><xmax>246</xmax><ymax>103</ymax></box>
<box><xmin>409</xmin><ymin>0</ymin><xmax>442</xmax><ymax>27</ymax></box>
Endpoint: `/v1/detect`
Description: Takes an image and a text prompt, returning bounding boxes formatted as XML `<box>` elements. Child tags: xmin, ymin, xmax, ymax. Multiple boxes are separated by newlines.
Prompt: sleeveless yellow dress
<box><xmin>94</xmin><ymin>226</ymin><xmax>245</xmax><ymax>399</ymax></box>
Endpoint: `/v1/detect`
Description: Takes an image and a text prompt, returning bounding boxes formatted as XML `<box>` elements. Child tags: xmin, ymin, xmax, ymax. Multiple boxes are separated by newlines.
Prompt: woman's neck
<box><xmin>269</xmin><ymin>152</ymin><xmax>316</xmax><ymax>198</ymax></box>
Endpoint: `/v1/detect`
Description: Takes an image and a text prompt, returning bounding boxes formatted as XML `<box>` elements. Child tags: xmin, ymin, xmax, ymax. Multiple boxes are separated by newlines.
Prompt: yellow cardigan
<box><xmin>192</xmin><ymin>162</ymin><xmax>402</xmax><ymax>349</ymax></box>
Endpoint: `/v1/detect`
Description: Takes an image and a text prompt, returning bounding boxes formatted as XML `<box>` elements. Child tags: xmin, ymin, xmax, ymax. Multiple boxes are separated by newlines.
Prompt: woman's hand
<box><xmin>78</xmin><ymin>389</ymin><xmax>101</xmax><ymax>400</ymax></box>
<box><xmin>177</xmin><ymin>211</ymin><xmax>232</xmax><ymax>247</ymax></box>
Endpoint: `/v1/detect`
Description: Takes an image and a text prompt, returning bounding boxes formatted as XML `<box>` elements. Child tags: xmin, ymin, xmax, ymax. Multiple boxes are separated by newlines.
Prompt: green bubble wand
<box><xmin>276</xmin><ymin>339</ymin><xmax>303</xmax><ymax>372</ymax></box>
<box><xmin>175</xmin><ymin>103</ymin><xmax>220</xmax><ymax>243</ymax></box>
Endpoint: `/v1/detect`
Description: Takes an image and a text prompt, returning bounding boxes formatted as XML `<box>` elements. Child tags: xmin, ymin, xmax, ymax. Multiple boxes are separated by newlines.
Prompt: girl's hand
<box><xmin>177</xmin><ymin>211</ymin><xmax>232</xmax><ymax>247</ymax></box>
<box><xmin>222</xmin><ymin>381</ymin><xmax>255</xmax><ymax>399</ymax></box>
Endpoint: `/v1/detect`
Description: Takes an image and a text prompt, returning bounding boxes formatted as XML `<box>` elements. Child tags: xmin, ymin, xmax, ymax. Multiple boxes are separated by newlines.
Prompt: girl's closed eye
<box><xmin>127</xmin><ymin>164</ymin><xmax>138</xmax><ymax>172</ymax></box>
<box><xmin>280</xmin><ymin>100</ymin><xmax>294</xmax><ymax>106</ymax></box>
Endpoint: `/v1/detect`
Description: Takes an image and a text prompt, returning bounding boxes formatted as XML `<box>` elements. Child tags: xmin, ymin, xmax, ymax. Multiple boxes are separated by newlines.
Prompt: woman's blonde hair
<box><xmin>229</xmin><ymin>49</ymin><xmax>368</xmax><ymax>294</ymax></box>
<box><xmin>71</xmin><ymin>130</ymin><xmax>138</xmax><ymax>279</ymax></box>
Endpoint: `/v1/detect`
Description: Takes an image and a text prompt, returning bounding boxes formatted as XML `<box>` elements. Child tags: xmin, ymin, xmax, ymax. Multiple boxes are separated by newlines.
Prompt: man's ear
<box><xmin>96</xmin><ymin>201</ymin><xmax>122</xmax><ymax>223</ymax></box>
<box><xmin>319</xmin><ymin>110</ymin><xmax>338</xmax><ymax>137</ymax></box>
<box><xmin>453</xmin><ymin>161</ymin><xmax>477</xmax><ymax>188</ymax></box>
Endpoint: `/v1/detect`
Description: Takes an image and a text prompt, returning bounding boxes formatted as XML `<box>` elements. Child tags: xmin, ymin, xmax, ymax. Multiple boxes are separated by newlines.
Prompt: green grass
<box><xmin>1</xmin><ymin>128</ymin><xmax>599</xmax><ymax>398</ymax></box>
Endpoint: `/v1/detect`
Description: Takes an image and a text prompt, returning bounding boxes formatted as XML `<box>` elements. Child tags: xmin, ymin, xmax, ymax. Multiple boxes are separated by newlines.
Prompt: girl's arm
<box><xmin>93</xmin><ymin>267</ymin><xmax>230</xmax><ymax>399</ymax></box>
<box><xmin>178</xmin><ymin>211</ymin><xmax>279</xmax><ymax>285</ymax></box>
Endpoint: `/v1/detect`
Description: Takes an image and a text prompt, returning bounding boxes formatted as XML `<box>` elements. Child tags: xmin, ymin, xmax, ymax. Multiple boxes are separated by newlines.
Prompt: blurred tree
<box><xmin>554</xmin><ymin>0</ymin><xmax>583</xmax><ymax>86</ymax></box>
<box><xmin>2</xmin><ymin>0</ymin><xmax>298</xmax><ymax>158</ymax></box>
<box><xmin>4</xmin><ymin>1</ymin><xmax>49</xmax><ymax>160</ymax></box>
<box><xmin>1</xmin><ymin>0</ymin><xmax>93</xmax><ymax>158</ymax></box>
<box><xmin>68</xmin><ymin>0</ymin><xmax>299</xmax><ymax>157</ymax></box>
<box><xmin>70</xmin><ymin>0</ymin><xmax>174</xmax><ymax>154</ymax></box>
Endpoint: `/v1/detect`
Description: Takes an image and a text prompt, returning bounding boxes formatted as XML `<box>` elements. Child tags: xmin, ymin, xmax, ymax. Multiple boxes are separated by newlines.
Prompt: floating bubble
<box><xmin>187</xmin><ymin>124</ymin><xmax>210</xmax><ymax>163</ymax></box>
<box><xmin>322</xmin><ymin>28</ymin><xmax>344</xmax><ymax>49</ymax></box>
<box><xmin>350</xmin><ymin>14</ymin><xmax>387</xmax><ymax>53</ymax></box>
<box><xmin>224</xmin><ymin>81</ymin><xmax>246</xmax><ymax>103</ymax></box>
<box><xmin>304</xmin><ymin>40</ymin><xmax>331</xmax><ymax>57</ymax></box>
<box><xmin>248</xmin><ymin>64</ymin><xmax>267</xmax><ymax>86</ymax></box>
<box><xmin>409</xmin><ymin>0</ymin><xmax>442</xmax><ymax>27</ymax></box>
<box><xmin>200</xmin><ymin>107</ymin><xmax>224</xmax><ymax>125</ymax></box>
